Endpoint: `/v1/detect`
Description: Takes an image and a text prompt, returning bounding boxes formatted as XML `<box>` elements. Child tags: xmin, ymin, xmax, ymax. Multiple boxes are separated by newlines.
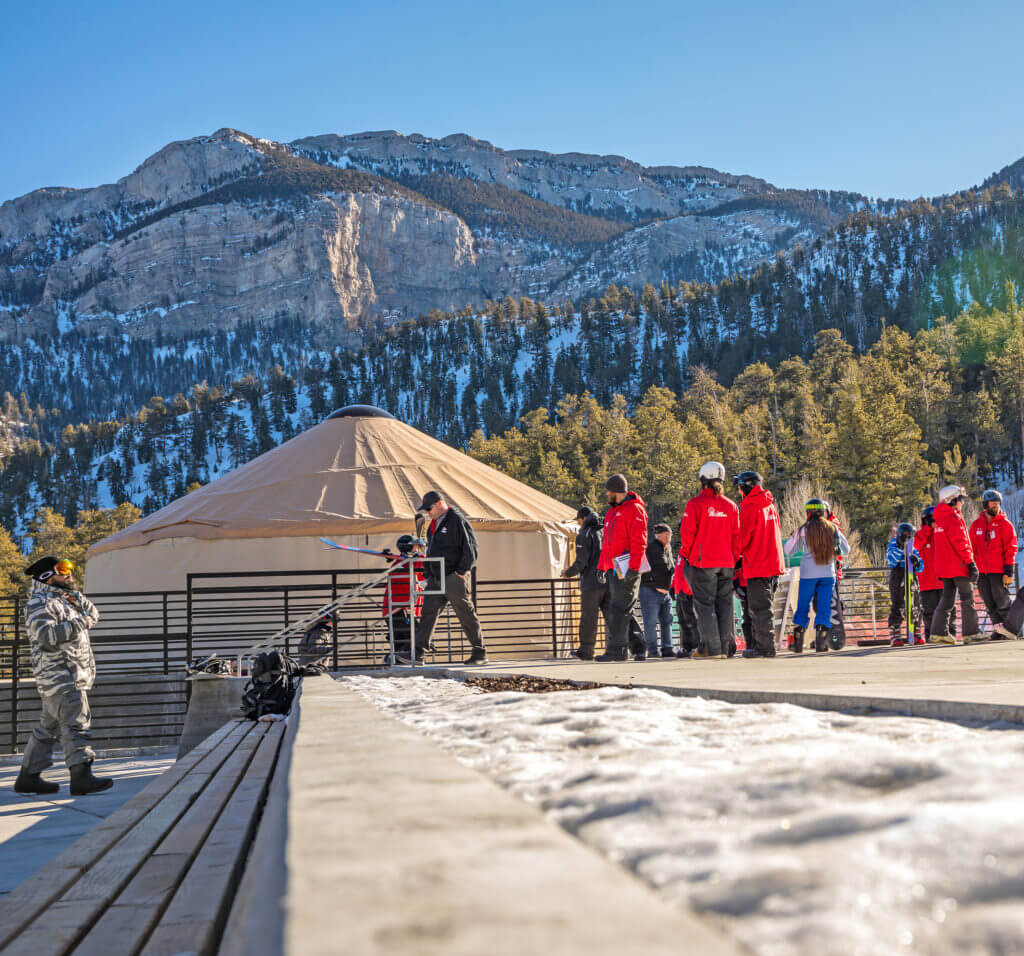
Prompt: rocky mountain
<box><xmin>1</xmin><ymin>128</ymin><xmax>884</xmax><ymax>343</ymax></box>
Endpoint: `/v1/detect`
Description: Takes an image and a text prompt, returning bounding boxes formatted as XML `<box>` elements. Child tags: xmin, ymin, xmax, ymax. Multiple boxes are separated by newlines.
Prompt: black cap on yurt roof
<box><xmin>325</xmin><ymin>405</ymin><xmax>395</xmax><ymax>421</ymax></box>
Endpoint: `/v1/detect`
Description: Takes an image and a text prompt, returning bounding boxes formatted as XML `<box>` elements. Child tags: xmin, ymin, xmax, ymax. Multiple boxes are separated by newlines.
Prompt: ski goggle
<box><xmin>54</xmin><ymin>559</ymin><xmax>74</xmax><ymax>575</ymax></box>
<box><xmin>805</xmin><ymin>503</ymin><xmax>827</xmax><ymax>514</ymax></box>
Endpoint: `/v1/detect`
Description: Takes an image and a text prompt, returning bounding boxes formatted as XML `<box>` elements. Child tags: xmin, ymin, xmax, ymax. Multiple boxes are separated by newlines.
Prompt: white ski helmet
<box><xmin>699</xmin><ymin>461</ymin><xmax>726</xmax><ymax>483</ymax></box>
<box><xmin>938</xmin><ymin>484</ymin><xmax>965</xmax><ymax>505</ymax></box>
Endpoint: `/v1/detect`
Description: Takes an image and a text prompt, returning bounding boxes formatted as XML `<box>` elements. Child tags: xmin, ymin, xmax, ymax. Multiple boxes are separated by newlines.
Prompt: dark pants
<box><xmin>685</xmin><ymin>566</ymin><xmax>734</xmax><ymax>656</ymax></box>
<box><xmin>746</xmin><ymin>576</ymin><xmax>778</xmax><ymax>654</ymax></box>
<box><xmin>921</xmin><ymin>588</ymin><xmax>956</xmax><ymax>639</ymax></box>
<box><xmin>639</xmin><ymin>586</ymin><xmax>674</xmax><ymax>654</ymax></box>
<box><xmin>736</xmin><ymin>583</ymin><xmax>752</xmax><ymax>648</ymax></box>
<box><xmin>578</xmin><ymin>584</ymin><xmax>612</xmax><ymax>655</ymax></box>
<box><xmin>931</xmin><ymin>578</ymin><xmax>978</xmax><ymax>638</ymax></box>
<box><xmin>22</xmin><ymin>687</ymin><xmax>95</xmax><ymax>772</ymax></box>
<box><xmin>977</xmin><ymin>573</ymin><xmax>1011</xmax><ymax>626</ymax></box>
<box><xmin>607</xmin><ymin>574</ymin><xmax>644</xmax><ymax>655</ymax></box>
<box><xmin>418</xmin><ymin>573</ymin><xmax>484</xmax><ymax>649</ymax></box>
<box><xmin>887</xmin><ymin>567</ymin><xmax>921</xmax><ymax>637</ymax></box>
<box><xmin>1002</xmin><ymin>591</ymin><xmax>1024</xmax><ymax>635</ymax></box>
<box><xmin>675</xmin><ymin>593</ymin><xmax>699</xmax><ymax>652</ymax></box>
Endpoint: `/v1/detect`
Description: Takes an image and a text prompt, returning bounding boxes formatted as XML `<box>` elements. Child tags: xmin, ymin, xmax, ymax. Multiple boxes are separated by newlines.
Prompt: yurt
<box><xmin>86</xmin><ymin>406</ymin><xmax>577</xmax><ymax>592</ymax></box>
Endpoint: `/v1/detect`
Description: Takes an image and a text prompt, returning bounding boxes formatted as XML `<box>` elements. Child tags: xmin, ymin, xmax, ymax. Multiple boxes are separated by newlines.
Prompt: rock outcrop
<box><xmin>0</xmin><ymin>127</ymin><xmax>871</xmax><ymax>341</ymax></box>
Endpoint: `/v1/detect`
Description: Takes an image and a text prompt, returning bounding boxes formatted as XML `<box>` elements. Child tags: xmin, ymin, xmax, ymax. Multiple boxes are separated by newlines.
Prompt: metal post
<box><xmin>283</xmin><ymin>588</ymin><xmax>290</xmax><ymax>658</ymax></box>
<box><xmin>185</xmin><ymin>577</ymin><xmax>193</xmax><ymax>702</ymax></box>
<box><xmin>11</xmin><ymin>596</ymin><xmax>20</xmax><ymax>754</ymax></box>
<box><xmin>408</xmin><ymin>558</ymin><xmax>417</xmax><ymax>669</ymax></box>
<box><xmin>331</xmin><ymin>573</ymin><xmax>339</xmax><ymax>671</ymax></box>
<box><xmin>550</xmin><ymin>580</ymin><xmax>558</xmax><ymax>659</ymax></box>
<box><xmin>870</xmin><ymin>582</ymin><xmax>877</xmax><ymax>642</ymax></box>
<box><xmin>162</xmin><ymin>592</ymin><xmax>169</xmax><ymax>675</ymax></box>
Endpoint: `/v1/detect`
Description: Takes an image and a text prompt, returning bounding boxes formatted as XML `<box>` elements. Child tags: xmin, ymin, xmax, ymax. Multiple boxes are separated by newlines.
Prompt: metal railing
<box><xmin>0</xmin><ymin>564</ymin><xmax>1015</xmax><ymax>753</ymax></box>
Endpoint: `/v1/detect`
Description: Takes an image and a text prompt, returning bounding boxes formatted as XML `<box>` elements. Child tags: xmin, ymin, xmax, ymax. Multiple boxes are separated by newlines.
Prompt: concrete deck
<box><xmin>433</xmin><ymin>639</ymin><xmax>1024</xmax><ymax>723</ymax></box>
<box><xmin>274</xmin><ymin>678</ymin><xmax>738</xmax><ymax>955</ymax></box>
<box><xmin>0</xmin><ymin>752</ymin><xmax>175</xmax><ymax>896</ymax></box>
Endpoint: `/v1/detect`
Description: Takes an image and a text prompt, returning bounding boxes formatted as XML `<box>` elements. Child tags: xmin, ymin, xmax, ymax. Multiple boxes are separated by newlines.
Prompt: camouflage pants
<box><xmin>21</xmin><ymin>687</ymin><xmax>95</xmax><ymax>772</ymax></box>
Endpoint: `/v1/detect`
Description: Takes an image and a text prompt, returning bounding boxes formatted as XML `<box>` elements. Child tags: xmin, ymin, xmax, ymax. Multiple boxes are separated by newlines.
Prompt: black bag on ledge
<box><xmin>241</xmin><ymin>651</ymin><xmax>299</xmax><ymax>720</ymax></box>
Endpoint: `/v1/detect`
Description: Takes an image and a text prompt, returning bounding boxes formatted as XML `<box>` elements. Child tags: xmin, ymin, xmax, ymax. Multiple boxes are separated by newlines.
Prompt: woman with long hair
<box><xmin>784</xmin><ymin>498</ymin><xmax>851</xmax><ymax>653</ymax></box>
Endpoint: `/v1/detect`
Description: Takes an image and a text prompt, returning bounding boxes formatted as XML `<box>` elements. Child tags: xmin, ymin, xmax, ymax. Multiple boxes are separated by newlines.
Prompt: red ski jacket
<box><xmin>598</xmin><ymin>492</ymin><xmax>649</xmax><ymax>573</ymax></box>
<box><xmin>671</xmin><ymin>553</ymin><xmax>693</xmax><ymax>596</ymax></box>
<box><xmin>678</xmin><ymin>488</ymin><xmax>739</xmax><ymax>570</ymax></box>
<box><xmin>932</xmin><ymin>502</ymin><xmax>974</xmax><ymax>579</ymax></box>
<box><xmin>914</xmin><ymin>526</ymin><xmax>942</xmax><ymax>591</ymax></box>
<box><xmin>382</xmin><ymin>556</ymin><xmax>425</xmax><ymax>616</ymax></box>
<box><xmin>970</xmin><ymin>511</ymin><xmax>1018</xmax><ymax>575</ymax></box>
<box><xmin>736</xmin><ymin>486</ymin><xmax>784</xmax><ymax>582</ymax></box>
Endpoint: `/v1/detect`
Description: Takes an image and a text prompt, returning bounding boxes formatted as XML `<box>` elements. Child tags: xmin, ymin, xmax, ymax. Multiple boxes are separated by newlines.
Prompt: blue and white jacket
<box><xmin>886</xmin><ymin>537</ymin><xmax>923</xmax><ymax>572</ymax></box>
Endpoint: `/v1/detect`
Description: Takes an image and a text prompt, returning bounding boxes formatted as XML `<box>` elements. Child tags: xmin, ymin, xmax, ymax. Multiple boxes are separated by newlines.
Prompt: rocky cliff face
<box><xmin>0</xmin><ymin>127</ymin><xmax>876</xmax><ymax>341</ymax></box>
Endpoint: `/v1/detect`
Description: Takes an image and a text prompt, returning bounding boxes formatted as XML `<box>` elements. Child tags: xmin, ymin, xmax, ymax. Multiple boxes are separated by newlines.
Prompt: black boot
<box><xmin>792</xmin><ymin>626</ymin><xmax>805</xmax><ymax>654</ymax></box>
<box><xmin>69</xmin><ymin>761</ymin><xmax>113</xmax><ymax>796</ymax></box>
<box><xmin>815</xmin><ymin>626</ymin><xmax>830</xmax><ymax>653</ymax></box>
<box><xmin>595</xmin><ymin>648</ymin><xmax>628</xmax><ymax>662</ymax></box>
<box><xmin>14</xmin><ymin>769</ymin><xmax>59</xmax><ymax>795</ymax></box>
<box><xmin>463</xmin><ymin>647</ymin><xmax>488</xmax><ymax>666</ymax></box>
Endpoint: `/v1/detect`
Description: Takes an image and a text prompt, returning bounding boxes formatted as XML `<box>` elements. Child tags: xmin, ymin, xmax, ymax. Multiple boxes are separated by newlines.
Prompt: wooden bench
<box><xmin>0</xmin><ymin>713</ymin><xmax>290</xmax><ymax>955</ymax></box>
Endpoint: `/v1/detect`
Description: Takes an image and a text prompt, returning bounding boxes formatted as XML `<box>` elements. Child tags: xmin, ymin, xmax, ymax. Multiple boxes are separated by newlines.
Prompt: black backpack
<box><xmin>241</xmin><ymin>651</ymin><xmax>298</xmax><ymax>720</ymax></box>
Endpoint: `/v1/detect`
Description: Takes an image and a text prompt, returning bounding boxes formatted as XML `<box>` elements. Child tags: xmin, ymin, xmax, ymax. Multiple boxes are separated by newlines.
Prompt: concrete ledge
<box><xmin>259</xmin><ymin>678</ymin><xmax>737</xmax><ymax>955</ymax></box>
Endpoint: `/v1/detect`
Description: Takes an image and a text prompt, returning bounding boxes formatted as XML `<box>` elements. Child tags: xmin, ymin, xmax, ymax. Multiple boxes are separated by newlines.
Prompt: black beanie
<box><xmin>605</xmin><ymin>474</ymin><xmax>628</xmax><ymax>494</ymax></box>
<box><xmin>576</xmin><ymin>507</ymin><xmax>593</xmax><ymax>520</ymax></box>
<box><xmin>24</xmin><ymin>556</ymin><xmax>61</xmax><ymax>582</ymax></box>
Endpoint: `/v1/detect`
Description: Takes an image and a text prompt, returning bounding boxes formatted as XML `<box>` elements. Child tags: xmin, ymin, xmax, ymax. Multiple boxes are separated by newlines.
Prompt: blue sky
<box><xmin>2</xmin><ymin>0</ymin><xmax>1022</xmax><ymax>204</ymax></box>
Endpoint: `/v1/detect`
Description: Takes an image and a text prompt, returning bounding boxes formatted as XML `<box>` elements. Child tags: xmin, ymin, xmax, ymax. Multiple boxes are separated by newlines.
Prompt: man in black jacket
<box><xmin>639</xmin><ymin>523</ymin><xmax>676</xmax><ymax>657</ymax></box>
<box><xmin>415</xmin><ymin>491</ymin><xmax>488</xmax><ymax>665</ymax></box>
<box><xmin>561</xmin><ymin>507</ymin><xmax>611</xmax><ymax>660</ymax></box>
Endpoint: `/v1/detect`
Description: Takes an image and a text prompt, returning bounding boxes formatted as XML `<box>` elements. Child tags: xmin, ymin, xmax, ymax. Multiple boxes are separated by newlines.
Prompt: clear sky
<box><xmin>2</xmin><ymin>0</ymin><xmax>1022</xmax><ymax>204</ymax></box>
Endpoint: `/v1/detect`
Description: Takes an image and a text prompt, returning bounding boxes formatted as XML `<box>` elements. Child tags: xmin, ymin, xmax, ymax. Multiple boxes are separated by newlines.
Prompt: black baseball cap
<box><xmin>653</xmin><ymin>523</ymin><xmax>671</xmax><ymax>534</ymax></box>
<box><xmin>417</xmin><ymin>490</ymin><xmax>442</xmax><ymax>512</ymax></box>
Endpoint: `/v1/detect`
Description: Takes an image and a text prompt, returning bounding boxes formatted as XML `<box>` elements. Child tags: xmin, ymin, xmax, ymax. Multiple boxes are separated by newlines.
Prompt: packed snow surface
<box><xmin>343</xmin><ymin>675</ymin><xmax>1024</xmax><ymax>956</ymax></box>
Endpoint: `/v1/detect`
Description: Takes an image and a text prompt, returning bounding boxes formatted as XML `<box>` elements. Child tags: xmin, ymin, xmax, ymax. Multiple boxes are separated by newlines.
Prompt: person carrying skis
<box><xmin>596</xmin><ymin>475</ymin><xmax>649</xmax><ymax>661</ymax></box>
<box><xmin>381</xmin><ymin>534</ymin><xmax>427</xmax><ymax>663</ymax></box>
<box><xmin>784</xmin><ymin>499</ymin><xmax>851</xmax><ymax>653</ymax></box>
<box><xmin>679</xmin><ymin>462</ymin><xmax>740</xmax><ymax>659</ymax></box>
<box><xmin>970</xmin><ymin>489</ymin><xmax>1017</xmax><ymax>636</ymax></box>
<box><xmin>671</xmin><ymin>552</ymin><xmax>700</xmax><ymax>657</ymax></box>
<box><xmin>916</xmin><ymin>506</ymin><xmax>956</xmax><ymax>642</ymax></box>
<box><xmin>930</xmin><ymin>485</ymin><xmax>984</xmax><ymax>644</ymax></box>
<box><xmin>562</xmin><ymin>507</ymin><xmax>611</xmax><ymax>660</ymax></box>
<box><xmin>733</xmin><ymin>470</ymin><xmax>784</xmax><ymax>659</ymax></box>
<box><xmin>885</xmin><ymin>522</ymin><xmax>924</xmax><ymax>646</ymax></box>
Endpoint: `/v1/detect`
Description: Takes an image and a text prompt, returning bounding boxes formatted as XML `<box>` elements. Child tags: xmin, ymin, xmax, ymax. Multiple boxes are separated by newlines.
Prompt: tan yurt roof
<box><xmin>89</xmin><ymin>406</ymin><xmax>575</xmax><ymax>557</ymax></box>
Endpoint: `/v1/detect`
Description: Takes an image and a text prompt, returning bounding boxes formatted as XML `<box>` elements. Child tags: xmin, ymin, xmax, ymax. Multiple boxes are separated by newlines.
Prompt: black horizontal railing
<box><xmin>0</xmin><ymin>564</ymin><xmax>1015</xmax><ymax>754</ymax></box>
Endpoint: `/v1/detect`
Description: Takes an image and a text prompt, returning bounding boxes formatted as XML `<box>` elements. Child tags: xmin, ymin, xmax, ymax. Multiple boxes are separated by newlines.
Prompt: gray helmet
<box><xmin>982</xmin><ymin>489</ymin><xmax>1003</xmax><ymax>504</ymax></box>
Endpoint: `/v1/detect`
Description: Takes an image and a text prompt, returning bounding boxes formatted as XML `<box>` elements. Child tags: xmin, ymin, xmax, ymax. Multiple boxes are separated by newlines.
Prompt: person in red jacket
<box><xmin>733</xmin><ymin>470</ymin><xmax>784</xmax><ymax>658</ymax></box>
<box><xmin>381</xmin><ymin>535</ymin><xmax>427</xmax><ymax>663</ymax></box>
<box><xmin>916</xmin><ymin>506</ymin><xmax>956</xmax><ymax>642</ymax></box>
<box><xmin>596</xmin><ymin>474</ymin><xmax>649</xmax><ymax>661</ymax></box>
<box><xmin>671</xmin><ymin>552</ymin><xmax>700</xmax><ymax>657</ymax></box>
<box><xmin>679</xmin><ymin>461</ymin><xmax>740</xmax><ymax>659</ymax></box>
<box><xmin>930</xmin><ymin>485</ymin><xmax>982</xmax><ymax>644</ymax></box>
<box><xmin>970</xmin><ymin>489</ymin><xmax>1017</xmax><ymax>635</ymax></box>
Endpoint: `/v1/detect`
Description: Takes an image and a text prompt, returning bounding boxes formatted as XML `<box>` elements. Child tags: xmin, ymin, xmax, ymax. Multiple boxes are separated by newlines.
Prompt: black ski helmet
<box><xmin>921</xmin><ymin>505</ymin><xmax>935</xmax><ymax>525</ymax></box>
<box><xmin>397</xmin><ymin>534</ymin><xmax>424</xmax><ymax>554</ymax></box>
<box><xmin>733</xmin><ymin>470</ymin><xmax>763</xmax><ymax>493</ymax></box>
<box><xmin>896</xmin><ymin>522</ymin><xmax>914</xmax><ymax>544</ymax></box>
<box><xmin>982</xmin><ymin>489</ymin><xmax>1003</xmax><ymax>504</ymax></box>
<box><xmin>805</xmin><ymin>498</ymin><xmax>827</xmax><ymax>516</ymax></box>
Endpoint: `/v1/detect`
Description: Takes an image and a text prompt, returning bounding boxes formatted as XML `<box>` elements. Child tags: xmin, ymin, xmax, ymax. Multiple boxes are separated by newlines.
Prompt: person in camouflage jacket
<box><xmin>14</xmin><ymin>556</ymin><xmax>113</xmax><ymax>796</ymax></box>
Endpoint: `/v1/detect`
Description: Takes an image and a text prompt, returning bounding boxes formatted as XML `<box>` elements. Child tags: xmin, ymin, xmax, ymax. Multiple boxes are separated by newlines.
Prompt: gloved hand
<box><xmin>967</xmin><ymin>562</ymin><xmax>979</xmax><ymax>584</ymax></box>
<box><xmin>623</xmin><ymin>568</ymin><xmax>640</xmax><ymax>587</ymax></box>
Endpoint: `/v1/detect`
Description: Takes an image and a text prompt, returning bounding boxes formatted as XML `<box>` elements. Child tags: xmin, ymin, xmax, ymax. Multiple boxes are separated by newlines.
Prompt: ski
<box><xmin>319</xmin><ymin>537</ymin><xmax>392</xmax><ymax>557</ymax></box>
